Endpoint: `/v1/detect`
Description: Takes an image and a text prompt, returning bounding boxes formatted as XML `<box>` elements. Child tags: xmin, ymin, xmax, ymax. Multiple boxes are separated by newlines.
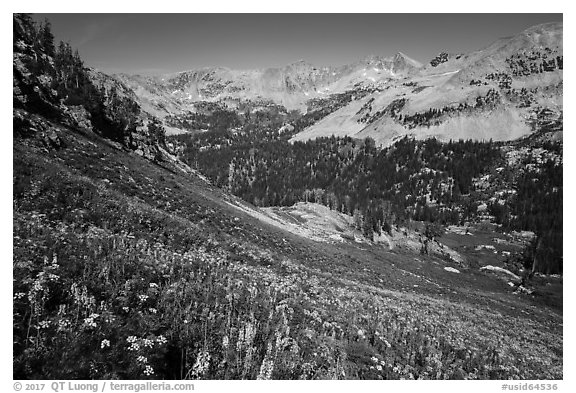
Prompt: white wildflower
<box><xmin>156</xmin><ymin>335</ymin><xmax>167</xmax><ymax>345</ymax></box>
<box><xmin>13</xmin><ymin>292</ymin><xmax>26</xmax><ymax>300</ymax></box>
<box><xmin>143</xmin><ymin>365</ymin><xmax>154</xmax><ymax>376</ymax></box>
<box><xmin>38</xmin><ymin>320</ymin><xmax>50</xmax><ymax>329</ymax></box>
<box><xmin>190</xmin><ymin>350</ymin><xmax>211</xmax><ymax>378</ymax></box>
<box><xmin>57</xmin><ymin>319</ymin><xmax>70</xmax><ymax>332</ymax></box>
<box><xmin>101</xmin><ymin>339</ymin><xmax>110</xmax><ymax>349</ymax></box>
<box><xmin>83</xmin><ymin>317</ymin><xmax>97</xmax><ymax>328</ymax></box>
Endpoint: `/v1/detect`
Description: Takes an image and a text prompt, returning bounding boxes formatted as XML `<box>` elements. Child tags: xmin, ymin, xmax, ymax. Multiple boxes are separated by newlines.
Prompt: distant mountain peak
<box><xmin>360</xmin><ymin>52</ymin><xmax>422</xmax><ymax>71</ymax></box>
<box><xmin>392</xmin><ymin>51</ymin><xmax>423</xmax><ymax>69</ymax></box>
<box><xmin>285</xmin><ymin>59</ymin><xmax>316</xmax><ymax>69</ymax></box>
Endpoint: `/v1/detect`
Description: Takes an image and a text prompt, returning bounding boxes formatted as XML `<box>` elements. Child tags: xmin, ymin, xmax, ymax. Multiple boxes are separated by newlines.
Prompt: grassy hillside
<box><xmin>13</xmin><ymin>113</ymin><xmax>562</xmax><ymax>380</ymax></box>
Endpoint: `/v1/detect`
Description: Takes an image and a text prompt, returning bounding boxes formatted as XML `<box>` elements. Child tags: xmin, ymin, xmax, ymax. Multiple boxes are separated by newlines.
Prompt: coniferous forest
<box><xmin>170</xmin><ymin>111</ymin><xmax>562</xmax><ymax>274</ymax></box>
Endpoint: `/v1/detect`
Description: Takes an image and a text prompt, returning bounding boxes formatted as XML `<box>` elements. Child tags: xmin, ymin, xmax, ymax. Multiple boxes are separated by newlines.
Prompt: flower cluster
<box><xmin>156</xmin><ymin>335</ymin><xmax>167</xmax><ymax>345</ymax></box>
<box><xmin>83</xmin><ymin>314</ymin><xmax>99</xmax><ymax>329</ymax></box>
<box><xmin>143</xmin><ymin>365</ymin><xmax>155</xmax><ymax>376</ymax></box>
<box><xmin>127</xmin><ymin>336</ymin><xmax>140</xmax><ymax>351</ymax></box>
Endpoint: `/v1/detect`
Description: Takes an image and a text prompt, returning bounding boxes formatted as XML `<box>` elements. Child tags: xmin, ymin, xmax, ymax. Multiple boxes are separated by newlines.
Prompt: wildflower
<box><xmin>122</xmin><ymin>307</ymin><xmax>130</xmax><ymax>313</ymax></box>
<box><xmin>183</xmin><ymin>319</ymin><xmax>189</xmax><ymax>324</ymax></box>
<box><xmin>83</xmin><ymin>317</ymin><xmax>97</xmax><ymax>329</ymax></box>
<box><xmin>101</xmin><ymin>339</ymin><xmax>110</xmax><ymax>349</ymax></box>
<box><xmin>190</xmin><ymin>350</ymin><xmax>211</xmax><ymax>377</ymax></box>
<box><xmin>143</xmin><ymin>339</ymin><xmax>154</xmax><ymax>348</ymax></box>
<box><xmin>57</xmin><ymin>319</ymin><xmax>70</xmax><ymax>332</ymax></box>
<box><xmin>156</xmin><ymin>335</ymin><xmax>167</xmax><ymax>345</ymax></box>
<box><xmin>38</xmin><ymin>320</ymin><xmax>50</xmax><ymax>329</ymax></box>
<box><xmin>128</xmin><ymin>343</ymin><xmax>140</xmax><ymax>351</ymax></box>
<box><xmin>137</xmin><ymin>355</ymin><xmax>148</xmax><ymax>364</ymax></box>
<box><xmin>143</xmin><ymin>365</ymin><xmax>154</xmax><ymax>376</ymax></box>
<box><xmin>148</xmin><ymin>308</ymin><xmax>157</xmax><ymax>314</ymax></box>
<box><xmin>127</xmin><ymin>336</ymin><xmax>138</xmax><ymax>343</ymax></box>
<box><xmin>138</xmin><ymin>294</ymin><xmax>149</xmax><ymax>303</ymax></box>
<box><xmin>376</xmin><ymin>365</ymin><xmax>383</xmax><ymax>371</ymax></box>
<box><xmin>149</xmin><ymin>283</ymin><xmax>159</xmax><ymax>288</ymax></box>
<box><xmin>13</xmin><ymin>292</ymin><xmax>26</xmax><ymax>300</ymax></box>
<box><xmin>371</xmin><ymin>356</ymin><xmax>379</xmax><ymax>363</ymax></box>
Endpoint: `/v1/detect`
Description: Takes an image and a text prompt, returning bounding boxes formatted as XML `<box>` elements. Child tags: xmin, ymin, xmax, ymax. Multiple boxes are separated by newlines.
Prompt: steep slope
<box><xmin>13</xmin><ymin>14</ymin><xmax>562</xmax><ymax>380</ymax></box>
<box><xmin>13</xmin><ymin>92</ymin><xmax>562</xmax><ymax>381</ymax></box>
<box><xmin>13</xmin><ymin>14</ymin><xmax>167</xmax><ymax>160</ymax></box>
<box><xmin>291</xmin><ymin>22</ymin><xmax>562</xmax><ymax>146</ymax></box>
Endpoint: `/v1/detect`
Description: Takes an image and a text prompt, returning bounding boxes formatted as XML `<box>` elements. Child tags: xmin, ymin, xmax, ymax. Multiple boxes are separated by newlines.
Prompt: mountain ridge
<box><xmin>116</xmin><ymin>50</ymin><xmax>424</xmax><ymax>116</ymax></box>
<box><xmin>116</xmin><ymin>22</ymin><xmax>562</xmax><ymax>145</ymax></box>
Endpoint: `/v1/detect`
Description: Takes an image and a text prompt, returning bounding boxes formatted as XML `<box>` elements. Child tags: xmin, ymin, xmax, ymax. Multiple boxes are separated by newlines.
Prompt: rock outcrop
<box><xmin>13</xmin><ymin>13</ymin><xmax>167</xmax><ymax>161</ymax></box>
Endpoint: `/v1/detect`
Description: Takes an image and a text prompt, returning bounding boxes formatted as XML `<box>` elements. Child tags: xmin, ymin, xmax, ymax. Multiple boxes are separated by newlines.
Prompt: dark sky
<box><xmin>32</xmin><ymin>13</ymin><xmax>562</xmax><ymax>76</ymax></box>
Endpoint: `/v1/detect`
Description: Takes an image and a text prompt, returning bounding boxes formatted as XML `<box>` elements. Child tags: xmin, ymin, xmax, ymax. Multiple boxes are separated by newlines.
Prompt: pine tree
<box><xmin>40</xmin><ymin>19</ymin><xmax>55</xmax><ymax>57</ymax></box>
<box><xmin>421</xmin><ymin>222</ymin><xmax>444</xmax><ymax>255</ymax></box>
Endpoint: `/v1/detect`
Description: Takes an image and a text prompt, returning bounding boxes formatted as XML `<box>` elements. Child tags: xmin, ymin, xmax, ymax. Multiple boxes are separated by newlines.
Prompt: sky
<box><xmin>32</xmin><ymin>13</ymin><xmax>563</xmax><ymax>76</ymax></box>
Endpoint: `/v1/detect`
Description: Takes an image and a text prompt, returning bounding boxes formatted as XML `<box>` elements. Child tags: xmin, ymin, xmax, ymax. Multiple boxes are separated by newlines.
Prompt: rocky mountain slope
<box><xmin>117</xmin><ymin>22</ymin><xmax>561</xmax><ymax>146</ymax></box>
<box><xmin>292</xmin><ymin>22</ymin><xmax>562</xmax><ymax>146</ymax></box>
<box><xmin>13</xmin><ymin>14</ymin><xmax>168</xmax><ymax>160</ymax></box>
<box><xmin>116</xmin><ymin>52</ymin><xmax>422</xmax><ymax>119</ymax></box>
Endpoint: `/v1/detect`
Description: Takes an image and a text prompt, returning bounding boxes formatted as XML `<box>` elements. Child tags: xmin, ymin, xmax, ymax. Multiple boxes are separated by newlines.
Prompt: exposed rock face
<box><xmin>62</xmin><ymin>105</ymin><xmax>94</xmax><ymax>132</ymax></box>
<box><xmin>292</xmin><ymin>22</ymin><xmax>562</xmax><ymax>146</ymax></box>
<box><xmin>130</xmin><ymin>118</ymin><xmax>166</xmax><ymax>160</ymax></box>
<box><xmin>117</xmin><ymin>23</ymin><xmax>561</xmax><ymax>146</ymax></box>
<box><xmin>278</xmin><ymin>124</ymin><xmax>295</xmax><ymax>134</ymax></box>
<box><xmin>14</xmin><ymin>108</ymin><xmax>64</xmax><ymax>149</ymax></box>
<box><xmin>116</xmin><ymin>52</ymin><xmax>424</xmax><ymax>115</ymax></box>
<box><xmin>13</xmin><ymin>13</ymin><xmax>167</xmax><ymax>162</ymax></box>
<box><xmin>13</xmin><ymin>37</ymin><xmax>60</xmax><ymax>117</ymax></box>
